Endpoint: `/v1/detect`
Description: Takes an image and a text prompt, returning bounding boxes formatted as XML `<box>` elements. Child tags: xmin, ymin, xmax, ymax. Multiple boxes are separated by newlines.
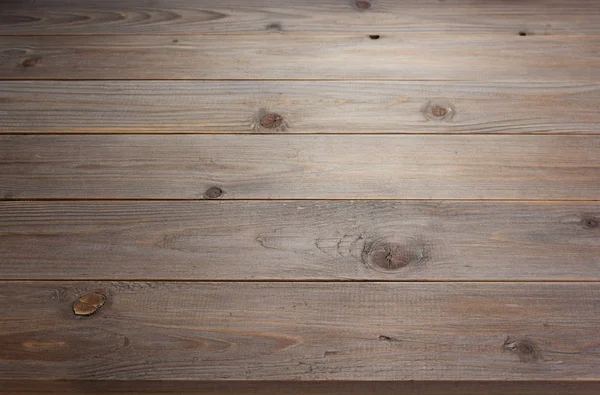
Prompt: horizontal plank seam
<box><xmin>3</xmin><ymin>198</ymin><xmax>600</xmax><ymax>202</ymax></box>
<box><xmin>4</xmin><ymin>78</ymin><xmax>600</xmax><ymax>83</ymax></box>
<box><xmin>3</xmin><ymin>132</ymin><xmax>600</xmax><ymax>136</ymax></box>
<box><xmin>3</xmin><ymin>380</ymin><xmax>600</xmax><ymax>385</ymax></box>
<box><xmin>5</xmin><ymin>379</ymin><xmax>600</xmax><ymax>381</ymax></box>
<box><xmin>2</xmin><ymin>279</ymin><xmax>600</xmax><ymax>283</ymax></box>
<box><xmin>1</xmin><ymin>34</ymin><xmax>598</xmax><ymax>37</ymax></box>
<box><xmin>0</xmin><ymin>33</ymin><xmax>597</xmax><ymax>37</ymax></box>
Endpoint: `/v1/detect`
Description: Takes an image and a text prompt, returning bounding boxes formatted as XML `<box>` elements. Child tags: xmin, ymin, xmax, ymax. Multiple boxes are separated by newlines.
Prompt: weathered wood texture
<box><xmin>1</xmin><ymin>0</ymin><xmax>599</xmax><ymax>35</ymax></box>
<box><xmin>3</xmin><ymin>381</ymin><xmax>600</xmax><ymax>395</ymax></box>
<box><xmin>1</xmin><ymin>201</ymin><xmax>598</xmax><ymax>280</ymax></box>
<box><xmin>1</xmin><ymin>135</ymin><xmax>599</xmax><ymax>199</ymax></box>
<box><xmin>2</xmin><ymin>35</ymin><xmax>599</xmax><ymax>80</ymax></box>
<box><xmin>1</xmin><ymin>81</ymin><xmax>599</xmax><ymax>134</ymax></box>
<box><xmin>3</xmin><ymin>0</ymin><xmax>600</xmax><ymax>389</ymax></box>
<box><xmin>1</xmin><ymin>282</ymin><xmax>600</xmax><ymax>380</ymax></box>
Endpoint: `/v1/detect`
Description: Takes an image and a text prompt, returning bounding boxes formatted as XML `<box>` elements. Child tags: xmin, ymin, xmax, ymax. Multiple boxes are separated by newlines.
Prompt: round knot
<box><xmin>22</xmin><ymin>58</ymin><xmax>38</xmax><ymax>67</ymax></box>
<box><xmin>502</xmin><ymin>336</ymin><xmax>541</xmax><ymax>363</ymax></box>
<box><xmin>423</xmin><ymin>100</ymin><xmax>454</xmax><ymax>121</ymax></box>
<box><xmin>355</xmin><ymin>1</ymin><xmax>371</xmax><ymax>9</ymax></box>
<box><xmin>581</xmin><ymin>217</ymin><xmax>598</xmax><ymax>229</ymax></box>
<box><xmin>431</xmin><ymin>105</ymin><xmax>448</xmax><ymax>117</ymax></box>
<box><xmin>517</xmin><ymin>342</ymin><xmax>535</xmax><ymax>355</ymax></box>
<box><xmin>362</xmin><ymin>238</ymin><xmax>427</xmax><ymax>273</ymax></box>
<box><xmin>260</xmin><ymin>113</ymin><xmax>284</xmax><ymax>129</ymax></box>
<box><xmin>204</xmin><ymin>187</ymin><xmax>223</xmax><ymax>199</ymax></box>
<box><xmin>73</xmin><ymin>291</ymin><xmax>107</xmax><ymax>316</ymax></box>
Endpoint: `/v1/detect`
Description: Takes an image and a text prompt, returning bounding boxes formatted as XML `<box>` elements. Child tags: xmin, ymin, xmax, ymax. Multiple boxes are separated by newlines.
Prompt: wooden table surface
<box><xmin>1</xmin><ymin>0</ymin><xmax>600</xmax><ymax>393</ymax></box>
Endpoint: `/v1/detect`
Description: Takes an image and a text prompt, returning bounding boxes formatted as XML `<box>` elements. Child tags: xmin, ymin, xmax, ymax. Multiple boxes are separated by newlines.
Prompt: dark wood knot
<box><xmin>73</xmin><ymin>291</ymin><xmax>107</xmax><ymax>316</ymax></box>
<box><xmin>204</xmin><ymin>186</ymin><xmax>223</xmax><ymax>199</ymax></box>
<box><xmin>581</xmin><ymin>217</ymin><xmax>598</xmax><ymax>229</ymax></box>
<box><xmin>423</xmin><ymin>100</ymin><xmax>454</xmax><ymax>121</ymax></box>
<box><xmin>431</xmin><ymin>105</ymin><xmax>448</xmax><ymax>117</ymax></box>
<box><xmin>266</xmin><ymin>23</ymin><xmax>282</xmax><ymax>32</ymax></box>
<box><xmin>362</xmin><ymin>238</ymin><xmax>427</xmax><ymax>273</ymax></box>
<box><xmin>260</xmin><ymin>113</ymin><xmax>284</xmax><ymax>129</ymax></box>
<box><xmin>22</xmin><ymin>58</ymin><xmax>38</xmax><ymax>67</ymax></box>
<box><xmin>355</xmin><ymin>0</ymin><xmax>371</xmax><ymax>9</ymax></box>
<box><xmin>502</xmin><ymin>336</ymin><xmax>541</xmax><ymax>363</ymax></box>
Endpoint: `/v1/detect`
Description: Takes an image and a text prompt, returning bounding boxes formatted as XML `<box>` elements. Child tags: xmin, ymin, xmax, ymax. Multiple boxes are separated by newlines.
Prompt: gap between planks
<box><xmin>2</xmin><ymin>279</ymin><xmax>600</xmax><ymax>283</ymax></box>
<box><xmin>3</xmin><ymin>198</ymin><xmax>600</xmax><ymax>203</ymax></box>
<box><xmin>2</xmin><ymin>381</ymin><xmax>600</xmax><ymax>395</ymax></box>
<box><xmin>4</xmin><ymin>79</ymin><xmax>600</xmax><ymax>82</ymax></box>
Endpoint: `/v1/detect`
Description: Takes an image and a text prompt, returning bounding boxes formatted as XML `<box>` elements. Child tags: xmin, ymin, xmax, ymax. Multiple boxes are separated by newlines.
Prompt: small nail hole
<box><xmin>519</xmin><ymin>31</ymin><xmax>527</xmax><ymax>36</ymax></box>
<box><xmin>369</xmin><ymin>34</ymin><xmax>380</xmax><ymax>40</ymax></box>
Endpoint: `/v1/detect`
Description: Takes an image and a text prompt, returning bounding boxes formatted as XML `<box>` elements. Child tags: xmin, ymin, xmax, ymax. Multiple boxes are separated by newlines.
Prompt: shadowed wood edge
<box><xmin>2</xmin><ymin>380</ymin><xmax>600</xmax><ymax>394</ymax></box>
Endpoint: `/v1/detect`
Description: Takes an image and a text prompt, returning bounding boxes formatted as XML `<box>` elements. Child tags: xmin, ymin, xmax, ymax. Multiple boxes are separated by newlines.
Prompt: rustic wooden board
<box><xmin>1</xmin><ymin>0</ymin><xmax>600</xmax><ymax>35</ymax></box>
<box><xmin>2</xmin><ymin>81</ymin><xmax>600</xmax><ymax>134</ymax></box>
<box><xmin>2</xmin><ymin>0</ymin><xmax>600</xmax><ymax>390</ymax></box>
<box><xmin>2</xmin><ymin>35</ymin><xmax>599</xmax><ymax>80</ymax></box>
<box><xmin>1</xmin><ymin>201</ymin><xmax>599</xmax><ymax>280</ymax></box>
<box><xmin>1</xmin><ymin>135</ymin><xmax>600</xmax><ymax>200</ymax></box>
<box><xmin>1</xmin><ymin>282</ymin><xmax>600</xmax><ymax>380</ymax></box>
<box><xmin>3</xmin><ymin>381</ymin><xmax>600</xmax><ymax>395</ymax></box>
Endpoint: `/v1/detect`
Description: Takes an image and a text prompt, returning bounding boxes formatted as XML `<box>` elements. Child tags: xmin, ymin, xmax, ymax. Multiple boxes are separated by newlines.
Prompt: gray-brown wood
<box><xmin>2</xmin><ymin>81</ymin><xmax>599</xmax><ymax>134</ymax></box>
<box><xmin>3</xmin><ymin>381</ymin><xmax>600</xmax><ymax>395</ymax></box>
<box><xmin>1</xmin><ymin>201</ymin><xmax>599</xmax><ymax>280</ymax></box>
<box><xmin>1</xmin><ymin>135</ymin><xmax>599</xmax><ymax>199</ymax></box>
<box><xmin>3</xmin><ymin>0</ymin><xmax>600</xmax><ymax>389</ymax></box>
<box><xmin>1</xmin><ymin>0</ymin><xmax>600</xmax><ymax>35</ymax></box>
<box><xmin>1</xmin><ymin>281</ymin><xmax>600</xmax><ymax>380</ymax></box>
<box><xmin>2</xmin><ymin>35</ymin><xmax>599</xmax><ymax>81</ymax></box>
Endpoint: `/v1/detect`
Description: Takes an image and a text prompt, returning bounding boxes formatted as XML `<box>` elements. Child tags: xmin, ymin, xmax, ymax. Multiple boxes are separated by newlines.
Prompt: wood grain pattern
<box><xmin>1</xmin><ymin>282</ymin><xmax>600</xmax><ymax>380</ymax></box>
<box><xmin>3</xmin><ymin>380</ymin><xmax>600</xmax><ymax>395</ymax></box>
<box><xmin>2</xmin><ymin>35</ymin><xmax>599</xmax><ymax>80</ymax></box>
<box><xmin>1</xmin><ymin>81</ymin><xmax>599</xmax><ymax>134</ymax></box>
<box><xmin>1</xmin><ymin>135</ymin><xmax>600</xmax><ymax>199</ymax></box>
<box><xmin>1</xmin><ymin>0</ymin><xmax>600</xmax><ymax>35</ymax></box>
<box><xmin>1</xmin><ymin>201</ymin><xmax>598</xmax><ymax>280</ymax></box>
<box><xmin>3</xmin><ymin>0</ymin><xmax>600</xmax><ymax>388</ymax></box>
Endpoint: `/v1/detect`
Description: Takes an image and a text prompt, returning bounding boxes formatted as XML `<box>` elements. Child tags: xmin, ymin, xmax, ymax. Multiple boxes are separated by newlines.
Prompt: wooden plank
<box><xmin>1</xmin><ymin>135</ymin><xmax>599</xmax><ymax>200</ymax></box>
<box><xmin>1</xmin><ymin>35</ymin><xmax>599</xmax><ymax>81</ymax></box>
<box><xmin>1</xmin><ymin>282</ymin><xmax>600</xmax><ymax>380</ymax></box>
<box><xmin>1</xmin><ymin>201</ymin><xmax>599</xmax><ymax>280</ymax></box>
<box><xmin>1</xmin><ymin>0</ymin><xmax>600</xmax><ymax>35</ymax></box>
<box><xmin>3</xmin><ymin>381</ymin><xmax>600</xmax><ymax>395</ymax></box>
<box><xmin>2</xmin><ymin>81</ymin><xmax>600</xmax><ymax>134</ymax></box>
